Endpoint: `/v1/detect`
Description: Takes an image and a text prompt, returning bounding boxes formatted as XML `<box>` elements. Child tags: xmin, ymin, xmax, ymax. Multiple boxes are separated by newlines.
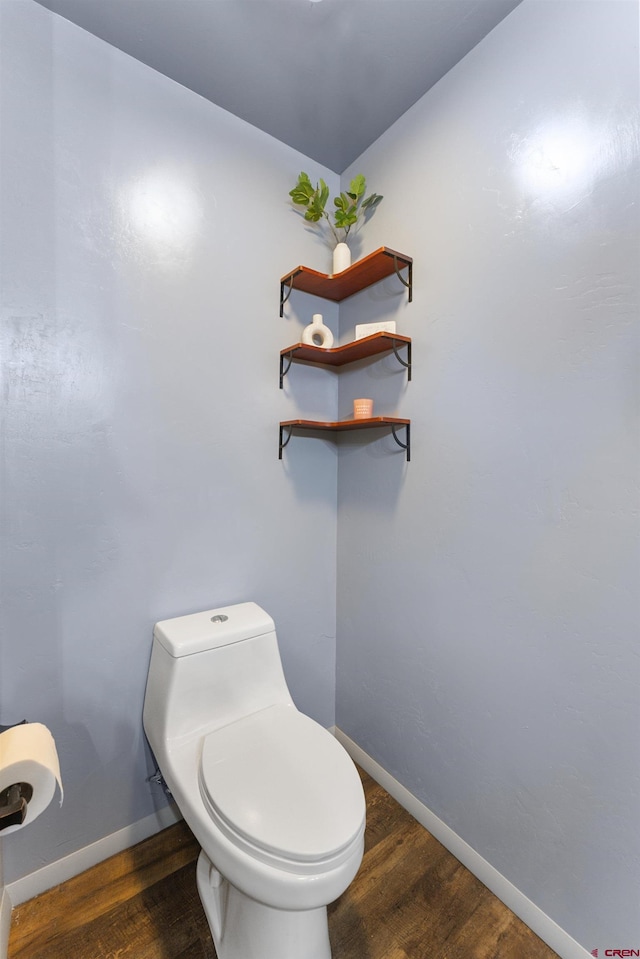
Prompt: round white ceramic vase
<box><xmin>332</xmin><ymin>242</ymin><xmax>351</xmax><ymax>275</ymax></box>
<box><xmin>301</xmin><ymin>313</ymin><xmax>334</xmax><ymax>349</ymax></box>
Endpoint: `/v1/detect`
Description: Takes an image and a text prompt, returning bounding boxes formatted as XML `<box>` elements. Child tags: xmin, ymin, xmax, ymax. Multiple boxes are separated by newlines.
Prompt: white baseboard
<box><xmin>6</xmin><ymin>802</ymin><xmax>181</xmax><ymax>908</ymax></box>
<box><xmin>1</xmin><ymin>886</ymin><xmax>12</xmax><ymax>959</ymax></box>
<box><xmin>335</xmin><ymin>728</ymin><xmax>591</xmax><ymax>959</ymax></box>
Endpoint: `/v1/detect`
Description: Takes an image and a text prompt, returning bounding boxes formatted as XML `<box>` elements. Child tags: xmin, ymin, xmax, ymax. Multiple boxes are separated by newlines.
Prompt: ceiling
<box><xmin>33</xmin><ymin>0</ymin><xmax>523</xmax><ymax>172</ymax></box>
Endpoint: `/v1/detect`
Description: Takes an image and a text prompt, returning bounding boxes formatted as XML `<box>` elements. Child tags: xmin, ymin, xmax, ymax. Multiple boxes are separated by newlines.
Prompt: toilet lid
<box><xmin>199</xmin><ymin>704</ymin><xmax>365</xmax><ymax>865</ymax></box>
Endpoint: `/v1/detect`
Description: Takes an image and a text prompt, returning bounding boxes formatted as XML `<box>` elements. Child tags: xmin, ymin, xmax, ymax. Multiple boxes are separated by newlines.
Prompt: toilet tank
<box><xmin>143</xmin><ymin>602</ymin><xmax>294</xmax><ymax>745</ymax></box>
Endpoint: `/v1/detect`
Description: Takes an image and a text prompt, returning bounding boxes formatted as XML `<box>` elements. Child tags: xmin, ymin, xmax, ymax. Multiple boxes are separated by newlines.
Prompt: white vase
<box><xmin>332</xmin><ymin>242</ymin><xmax>351</xmax><ymax>275</ymax></box>
<box><xmin>301</xmin><ymin>313</ymin><xmax>334</xmax><ymax>349</ymax></box>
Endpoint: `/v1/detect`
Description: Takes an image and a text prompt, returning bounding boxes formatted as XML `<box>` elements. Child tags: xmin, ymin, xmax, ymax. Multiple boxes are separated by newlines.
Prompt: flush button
<box><xmin>210</xmin><ymin>614</ymin><xmax>229</xmax><ymax>624</ymax></box>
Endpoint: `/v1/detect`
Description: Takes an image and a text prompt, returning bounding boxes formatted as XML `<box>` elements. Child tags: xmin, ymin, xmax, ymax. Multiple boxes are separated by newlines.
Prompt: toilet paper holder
<box><xmin>0</xmin><ymin>720</ymin><xmax>32</xmax><ymax>831</ymax></box>
<box><xmin>0</xmin><ymin>782</ymin><xmax>33</xmax><ymax>831</ymax></box>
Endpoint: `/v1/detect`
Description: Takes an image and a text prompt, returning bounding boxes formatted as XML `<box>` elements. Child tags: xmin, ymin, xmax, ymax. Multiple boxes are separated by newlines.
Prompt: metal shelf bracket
<box><xmin>279</xmin><ymin>424</ymin><xmax>293</xmax><ymax>459</ymax></box>
<box><xmin>392</xmin><ymin>255</ymin><xmax>413</xmax><ymax>303</ymax></box>
<box><xmin>279</xmin><ymin>351</ymin><xmax>294</xmax><ymax>389</ymax></box>
<box><xmin>390</xmin><ymin>423</ymin><xmax>411</xmax><ymax>461</ymax></box>
<box><xmin>391</xmin><ymin>338</ymin><xmax>412</xmax><ymax>381</ymax></box>
<box><xmin>280</xmin><ymin>278</ymin><xmax>294</xmax><ymax>317</ymax></box>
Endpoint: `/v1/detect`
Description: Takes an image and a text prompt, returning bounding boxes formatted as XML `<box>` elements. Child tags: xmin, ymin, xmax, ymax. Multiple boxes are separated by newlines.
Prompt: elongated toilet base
<box><xmin>197</xmin><ymin>851</ymin><xmax>332</xmax><ymax>959</ymax></box>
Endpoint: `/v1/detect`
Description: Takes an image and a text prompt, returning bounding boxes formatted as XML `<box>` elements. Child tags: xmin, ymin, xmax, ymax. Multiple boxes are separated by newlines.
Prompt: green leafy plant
<box><xmin>289</xmin><ymin>172</ymin><xmax>383</xmax><ymax>246</ymax></box>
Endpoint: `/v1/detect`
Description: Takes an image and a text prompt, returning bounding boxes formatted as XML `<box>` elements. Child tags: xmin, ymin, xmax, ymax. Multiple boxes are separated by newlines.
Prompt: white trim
<box><xmin>6</xmin><ymin>802</ymin><xmax>181</xmax><ymax>907</ymax></box>
<box><xmin>335</xmin><ymin>728</ymin><xmax>591</xmax><ymax>959</ymax></box>
<box><xmin>0</xmin><ymin>885</ymin><xmax>12</xmax><ymax>959</ymax></box>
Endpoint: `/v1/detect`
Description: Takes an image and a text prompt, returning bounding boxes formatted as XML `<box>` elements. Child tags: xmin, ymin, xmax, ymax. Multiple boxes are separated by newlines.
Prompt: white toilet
<box><xmin>143</xmin><ymin>601</ymin><xmax>366</xmax><ymax>959</ymax></box>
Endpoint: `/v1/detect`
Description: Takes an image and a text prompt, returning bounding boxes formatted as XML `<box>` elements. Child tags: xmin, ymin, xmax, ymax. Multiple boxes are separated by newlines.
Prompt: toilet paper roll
<box><xmin>0</xmin><ymin>723</ymin><xmax>63</xmax><ymax>835</ymax></box>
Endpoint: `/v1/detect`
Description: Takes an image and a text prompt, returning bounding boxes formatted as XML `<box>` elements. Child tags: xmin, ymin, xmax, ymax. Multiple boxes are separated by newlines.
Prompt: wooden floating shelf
<box><xmin>279</xmin><ymin>417</ymin><xmax>411</xmax><ymax>461</ymax></box>
<box><xmin>280</xmin><ymin>331</ymin><xmax>411</xmax><ymax>367</ymax></box>
<box><xmin>280</xmin><ymin>246</ymin><xmax>412</xmax><ymax>315</ymax></box>
<box><xmin>279</xmin><ymin>331</ymin><xmax>412</xmax><ymax>386</ymax></box>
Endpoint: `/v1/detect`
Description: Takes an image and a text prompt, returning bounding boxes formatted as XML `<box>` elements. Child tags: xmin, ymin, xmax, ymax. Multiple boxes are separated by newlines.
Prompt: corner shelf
<box><xmin>280</xmin><ymin>246</ymin><xmax>412</xmax><ymax>316</ymax></box>
<box><xmin>279</xmin><ymin>331</ymin><xmax>411</xmax><ymax>388</ymax></box>
<box><xmin>279</xmin><ymin>418</ymin><xmax>411</xmax><ymax>461</ymax></box>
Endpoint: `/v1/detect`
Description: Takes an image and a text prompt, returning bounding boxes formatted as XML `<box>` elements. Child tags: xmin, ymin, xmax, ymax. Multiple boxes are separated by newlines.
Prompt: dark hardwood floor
<box><xmin>9</xmin><ymin>768</ymin><xmax>560</xmax><ymax>959</ymax></box>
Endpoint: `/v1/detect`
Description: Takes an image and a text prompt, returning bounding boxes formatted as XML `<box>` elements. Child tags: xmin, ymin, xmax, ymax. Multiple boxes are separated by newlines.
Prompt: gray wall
<box><xmin>0</xmin><ymin>0</ymin><xmax>340</xmax><ymax>884</ymax></box>
<box><xmin>336</xmin><ymin>0</ymin><xmax>639</xmax><ymax>950</ymax></box>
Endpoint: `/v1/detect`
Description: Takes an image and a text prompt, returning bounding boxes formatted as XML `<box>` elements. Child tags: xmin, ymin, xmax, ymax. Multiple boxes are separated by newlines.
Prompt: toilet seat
<box><xmin>198</xmin><ymin>704</ymin><xmax>365</xmax><ymax>873</ymax></box>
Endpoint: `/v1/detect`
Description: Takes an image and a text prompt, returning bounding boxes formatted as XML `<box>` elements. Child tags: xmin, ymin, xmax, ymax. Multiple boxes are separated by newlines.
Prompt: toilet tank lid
<box><xmin>153</xmin><ymin>602</ymin><xmax>275</xmax><ymax>657</ymax></box>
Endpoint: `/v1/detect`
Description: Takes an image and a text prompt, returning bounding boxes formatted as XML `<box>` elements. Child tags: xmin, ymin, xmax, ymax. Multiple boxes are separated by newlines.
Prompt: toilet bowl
<box><xmin>143</xmin><ymin>602</ymin><xmax>365</xmax><ymax>959</ymax></box>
